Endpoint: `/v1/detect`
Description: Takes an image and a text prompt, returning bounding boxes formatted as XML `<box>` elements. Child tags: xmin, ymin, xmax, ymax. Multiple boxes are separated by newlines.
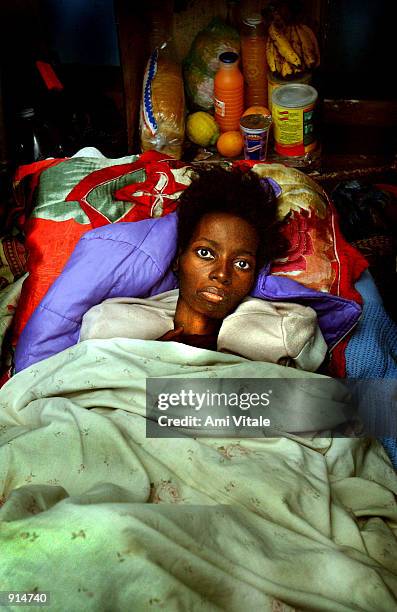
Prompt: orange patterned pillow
<box><xmin>11</xmin><ymin>151</ymin><xmax>191</xmax><ymax>345</ymax></box>
<box><xmin>235</xmin><ymin>161</ymin><xmax>367</xmax><ymax>299</ymax></box>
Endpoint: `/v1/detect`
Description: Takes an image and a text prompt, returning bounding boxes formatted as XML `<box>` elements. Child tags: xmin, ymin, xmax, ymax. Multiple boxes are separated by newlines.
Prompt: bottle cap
<box><xmin>18</xmin><ymin>108</ymin><xmax>35</xmax><ymax>119</ymax></box>
<box><xmin>219</xmin><ymin>51</ymin><xmax>239</xmax><ymax>63</ymax></box>
<box><xmin>243</xmin><ymin>14</ymin><xmax>263</xmax><ymax>26</ymax></box>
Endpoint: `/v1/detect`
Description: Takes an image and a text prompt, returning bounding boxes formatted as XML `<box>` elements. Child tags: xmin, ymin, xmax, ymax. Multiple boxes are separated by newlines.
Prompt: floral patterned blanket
<box><xmin>0</xmin><ymin>339</ymin><xmax>397</xmax><ymax>611</ymax></box>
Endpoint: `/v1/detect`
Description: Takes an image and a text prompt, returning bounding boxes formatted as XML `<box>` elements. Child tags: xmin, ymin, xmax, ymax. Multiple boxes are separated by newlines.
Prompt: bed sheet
<box><xmin>0</xmin><ymin>338</ymin><xmax>397</xmax><ymax>610</ymax></box>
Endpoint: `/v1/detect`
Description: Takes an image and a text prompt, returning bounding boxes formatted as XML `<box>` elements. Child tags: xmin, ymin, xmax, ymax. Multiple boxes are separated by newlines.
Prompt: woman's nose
<box><xmin>209</xmin><ymin>260</ymin><xmax>232</xmax><ymax>285</ymax></box>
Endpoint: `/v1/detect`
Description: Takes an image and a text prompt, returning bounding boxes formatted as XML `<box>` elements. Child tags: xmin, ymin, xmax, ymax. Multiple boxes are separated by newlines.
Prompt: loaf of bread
<box><xmin>140</xmin><ymin>45</ymin><xmax>185</xmax><ymax>159</ymax></box>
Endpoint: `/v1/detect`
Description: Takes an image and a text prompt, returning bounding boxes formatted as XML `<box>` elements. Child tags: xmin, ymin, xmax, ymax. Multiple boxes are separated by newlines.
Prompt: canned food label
<box><xmin>303</xmin><ymin>109</ymin><xmax>315</xmax><ymax>146</ymax></box>
<box><xmin>214</xmin><ymin>98</ymin><xmax>226</xmax><ymax>117</ymax></box>
<box><xmin>243</xmin><ymin>133</ymin><xmax>267</xmax><ymax>160</ymax></box>
<box><xmin>273</xmin><ymin>103</ymin><xmax>316</xmax><ymax>155</ymax></box>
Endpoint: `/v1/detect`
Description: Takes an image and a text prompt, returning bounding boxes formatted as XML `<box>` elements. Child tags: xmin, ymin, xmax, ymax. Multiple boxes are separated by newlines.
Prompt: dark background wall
<box><xmin>43</xmin><ymin>0</ymin><xmax>120</xmax><ymax>66</ymax></box>
<box><xmin>319</xmin><ymin>0</ymin><xmax>393</xmax><ymax>99</ymax></box>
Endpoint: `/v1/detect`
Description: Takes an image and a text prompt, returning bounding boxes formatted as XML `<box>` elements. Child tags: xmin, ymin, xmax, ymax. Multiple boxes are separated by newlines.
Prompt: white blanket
<box><xmin>0</xmin><ymin>338</ymin><xmax>396</xmax><ymax>611</ymax></box>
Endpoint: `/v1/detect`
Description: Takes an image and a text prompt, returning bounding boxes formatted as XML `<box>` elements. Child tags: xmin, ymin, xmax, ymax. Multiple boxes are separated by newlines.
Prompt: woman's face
<box><xmin>177</xmin><ymin>212</ymin><xmax>260</xmax><ymax>322</ymax></box>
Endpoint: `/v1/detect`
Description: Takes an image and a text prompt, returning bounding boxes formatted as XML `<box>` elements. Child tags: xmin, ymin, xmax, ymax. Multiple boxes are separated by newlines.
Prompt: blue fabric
<box><xmin>381</xmin><ymin>439</ymin><xmax>397</xmax><ymax>468</ymax></box>
<box><xmin>346</xmin><ymin>270</ymin><xmax>397</xmax><ymax>468</ymax></box>
<box><xmin>346</xmin><ymin>270</ymin><xmax>397</xmax><ymax>378</ymax></box>
<box><xmin>15</xmin><ymin>213</ymin><xmax>362</xmax><ymax>372</ymax></box>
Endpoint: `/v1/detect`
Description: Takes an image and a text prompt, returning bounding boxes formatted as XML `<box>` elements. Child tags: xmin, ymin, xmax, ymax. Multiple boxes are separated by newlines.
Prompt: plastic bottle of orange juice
<box><xmin>214</xmin><ymin>52</ymin><xmax>244</xmax><ymax>132</ymax></box>
<box><xmin>240</xmin><ymin>14</ymin><xmax>268</xmax><ymax>108</ymax></box>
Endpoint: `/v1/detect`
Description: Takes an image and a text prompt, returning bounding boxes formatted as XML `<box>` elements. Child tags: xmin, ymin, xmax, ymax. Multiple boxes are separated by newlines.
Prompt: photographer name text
<box><xmin>157</xmin><ymin>415</ymin><xmax>271</xmax><ymax>427</ymax></box>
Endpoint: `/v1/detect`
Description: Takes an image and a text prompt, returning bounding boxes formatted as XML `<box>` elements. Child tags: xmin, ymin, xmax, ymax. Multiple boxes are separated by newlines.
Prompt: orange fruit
<box><xmin>242</xmin><ymin>105</ymin><xmax>271</xmax><ymax>117</ymax></box>
<box><xmin>216</xmin><ymin>131</ymin><xmax>244</xmax><ymax>158</ymax></box>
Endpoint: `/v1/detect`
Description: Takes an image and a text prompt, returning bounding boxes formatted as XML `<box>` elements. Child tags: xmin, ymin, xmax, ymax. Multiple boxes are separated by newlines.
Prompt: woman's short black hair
<box><xmin>176</xmin><ymin>166</ymin><xmax>287</xmax><ymax>268</ymax></box>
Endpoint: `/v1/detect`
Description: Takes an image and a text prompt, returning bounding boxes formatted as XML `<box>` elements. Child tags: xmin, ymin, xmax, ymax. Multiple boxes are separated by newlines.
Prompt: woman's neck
<box><xmin>174</xmin><ymin>298</ymin><xmax>220</xmax><ymax>336</ymax></box>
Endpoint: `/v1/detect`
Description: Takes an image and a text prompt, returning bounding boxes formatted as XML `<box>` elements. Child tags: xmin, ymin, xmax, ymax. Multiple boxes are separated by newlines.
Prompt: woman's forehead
<box><xmin>190</xmin><ymin>212</ymin><xmax>259</xmax><ymax>246</ymax></box>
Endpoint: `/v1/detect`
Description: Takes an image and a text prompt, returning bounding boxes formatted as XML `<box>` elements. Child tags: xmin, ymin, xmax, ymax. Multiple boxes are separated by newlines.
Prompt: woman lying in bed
<box><xmin>15</xmin><ymin>166</ymin><xmax>328</xmax><ymax>372</ymax></box>
<box><xmin>79</xmin><ymin>167</ymin><xmax>327</xmax><ymax>369</ymax></box>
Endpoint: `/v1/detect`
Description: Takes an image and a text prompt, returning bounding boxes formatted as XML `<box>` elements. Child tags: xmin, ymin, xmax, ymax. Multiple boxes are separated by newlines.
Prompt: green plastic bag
<box><xmin>183</xmin><ymin>18</ymin><xmax>240</xmax><ymax>111</ymax></box>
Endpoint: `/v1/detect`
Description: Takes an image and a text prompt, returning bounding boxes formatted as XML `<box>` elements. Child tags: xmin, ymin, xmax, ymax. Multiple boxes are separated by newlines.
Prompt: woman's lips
<box><xmin>198</xmin><ymin>287</ymin><xmax>226</xmax><ymax>303</ymax></box>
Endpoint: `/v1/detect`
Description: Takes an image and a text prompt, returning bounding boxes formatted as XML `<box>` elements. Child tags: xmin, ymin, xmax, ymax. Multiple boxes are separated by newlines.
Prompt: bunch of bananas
<box><xmin>266</xmin><ymin>22</ymin><xmax>320</xmax><ymax>77</ymax></box>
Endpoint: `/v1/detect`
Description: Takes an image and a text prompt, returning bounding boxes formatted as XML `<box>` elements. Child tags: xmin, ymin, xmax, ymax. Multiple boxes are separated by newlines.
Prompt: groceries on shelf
<box><xmin>139</xmin><ymin>9</ymin><xmax>321</xmax><ymax>162</ymax></box>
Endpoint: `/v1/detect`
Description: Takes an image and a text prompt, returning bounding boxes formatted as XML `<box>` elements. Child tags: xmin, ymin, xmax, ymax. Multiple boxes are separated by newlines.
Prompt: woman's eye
<box><xmin>196</xmin><ymin>248</ymin><xmax>214</xmax><ymax>259</ymax></box>
<box><xmin>235</xmin><ymin>260</ymin><xmax>251</xmax><ymax>270</ymax></box>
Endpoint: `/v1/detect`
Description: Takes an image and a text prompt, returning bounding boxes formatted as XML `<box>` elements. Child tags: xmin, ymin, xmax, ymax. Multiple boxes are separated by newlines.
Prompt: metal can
<box><xmin>272</xmin><ymin>84</ymin><xmax>318</xmax><ymax>157</ymax></box>
<box><xmin>239</xmin><ymin>113</ymin><xmax>272</xmax><ymax>161</ymax></box>
<box><xmin>267</xmin><ymin>71</ymin><xmax>312</xmax><ymax>112</ymax></box>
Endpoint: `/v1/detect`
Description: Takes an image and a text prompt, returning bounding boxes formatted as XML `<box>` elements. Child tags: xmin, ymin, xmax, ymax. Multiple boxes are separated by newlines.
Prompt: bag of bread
<box><xmin>140</xmin><ymin>43</ymin><xmax>185</xmax><ymax>159</ymax></box>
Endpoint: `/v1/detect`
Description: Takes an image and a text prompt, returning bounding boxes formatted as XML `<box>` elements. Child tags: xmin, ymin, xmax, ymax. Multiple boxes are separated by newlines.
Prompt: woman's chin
<box><xmin>196</xmin><ymin>299</ymin><xmax>234</xmax><ymax>319</ymax></box>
